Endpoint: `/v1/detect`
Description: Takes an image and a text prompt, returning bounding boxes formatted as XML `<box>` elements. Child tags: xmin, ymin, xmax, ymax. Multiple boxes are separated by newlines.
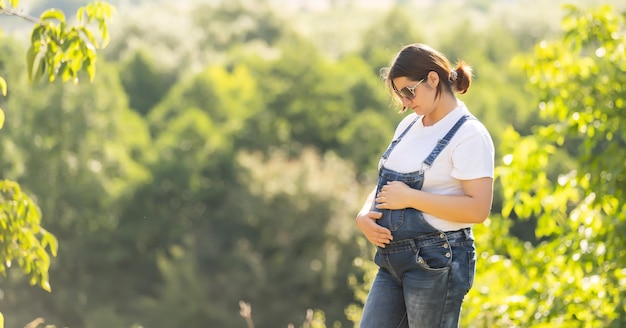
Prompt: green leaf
<box><xmin>0</xmin><ymin>76</ymin><xmax>6</xmax><ymax>96</ymax></box>
<box><xmin>79</xmin><ymin>26</ymin><xmax>97</xmax><ymax>48</ymax></box>
<box><xmin>85</xmin><ymin>56</ymin><xmax>96</xmax><ymax>81</ymax></box>
<box><xmin>76</xmin><ymin>7</ymin><xmax>85</xmax><ymax>23</ymax></box>
<box><xmin>59</xmin><ymin>61</ymin><xmax>72</xmax><ymax>82</ymax></box>
<box><xmin>26</xmin><ymin>45</ymin><xmax>36</xmax><ymax>80</ymax></box>
<box><xmin>41</xmin><ymin>279</ymin><xmax>51</xmax><ymax>292</ymax></box>
<box><xmin>100</xmin><ymin>24</ymin><xmax>110</xmax><ymax>48</ymax></box>
<box><xmin>30</xmin><ymin>24</ymin><xmax>44</xmax><ymax>44</ymax></box>
<box><xmin>26</xmin><ymin>45</ymin><xmax>46</xmax><ymax>83</ymax></box>
<box><xmin>39</xmin><ymin>9</ymin><xmax>66</xmax><ymax>23</ymax></box>
<box><xmin>41</xmin><ymin>231</ymin><xmax>59</xmax><ymax>257</ymax></box>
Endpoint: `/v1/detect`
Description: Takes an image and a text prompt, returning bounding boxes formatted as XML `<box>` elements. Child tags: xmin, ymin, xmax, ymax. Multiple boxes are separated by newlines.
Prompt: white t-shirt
<box><xmin>381</xmin><ymin>101</ymin><xmax>495</xmax><ymax>231</ymax></box>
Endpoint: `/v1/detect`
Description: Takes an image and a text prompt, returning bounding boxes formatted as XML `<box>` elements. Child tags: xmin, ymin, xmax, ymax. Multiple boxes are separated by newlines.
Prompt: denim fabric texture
<box><xmin>360</xmin><ymin>115</ymin><xmax>476</xmax><ymax>328</ymax></box>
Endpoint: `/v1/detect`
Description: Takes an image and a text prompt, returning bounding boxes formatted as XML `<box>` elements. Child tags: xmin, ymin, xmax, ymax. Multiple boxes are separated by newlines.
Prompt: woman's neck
<box><xmin>423</xmin><ymin>94</ymin><xmax>459</xmax><ymax>126</ymax></box>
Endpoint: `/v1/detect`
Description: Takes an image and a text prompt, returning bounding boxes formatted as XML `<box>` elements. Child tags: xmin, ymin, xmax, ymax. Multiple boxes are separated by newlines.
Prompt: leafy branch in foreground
<box><xmin>0</xmin><ymin>180</ymin><xmax>58</xmax><ymax>292</ymax></box>
<box><xmin>1</xmin><ymin>1</ymin><xmax>114</xmax><ymax>83</ymax></box>
<box><xmin>0</xmin><ymin>0</ymin><xmax>115</xmax><ymax>126</ymax></box>
<box><xmin>0</xmin><ymin>3</ymin><xmax>115</xmax><ymax>327</ymax></box>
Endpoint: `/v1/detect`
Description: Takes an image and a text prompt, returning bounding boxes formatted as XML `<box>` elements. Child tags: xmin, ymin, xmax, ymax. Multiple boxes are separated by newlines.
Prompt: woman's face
<box><xmin>392</xmin><ymin>75</ymin><xmax>436</xmax><ymax>116</ymax></box>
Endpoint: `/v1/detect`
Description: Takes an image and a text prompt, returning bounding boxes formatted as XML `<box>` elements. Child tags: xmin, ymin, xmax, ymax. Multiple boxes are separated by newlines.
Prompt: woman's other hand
<box><xmin>356</xmin><ymin>211</ymin><xmax>393</xmax><ymax>248</ymax></box>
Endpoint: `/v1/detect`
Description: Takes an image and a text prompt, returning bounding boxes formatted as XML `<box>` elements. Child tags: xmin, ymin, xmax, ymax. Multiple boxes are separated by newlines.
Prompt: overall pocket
<box><xmin>415</xmin><ymin>243</ymin><xmax>452</xmax><ymax>271</ymax></box>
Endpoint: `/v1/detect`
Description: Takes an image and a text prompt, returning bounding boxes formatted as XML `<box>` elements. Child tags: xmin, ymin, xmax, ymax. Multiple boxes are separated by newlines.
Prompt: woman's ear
<box><xmin>428</xmin><ymin>71</ymin><xmax>439</xmax><ymax>86</ymax></box>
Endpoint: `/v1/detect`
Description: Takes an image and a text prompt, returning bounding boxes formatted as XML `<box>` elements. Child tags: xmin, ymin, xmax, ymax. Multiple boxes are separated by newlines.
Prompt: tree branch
<box><xmin>0</xmin><ymin>7</ymin><xmax>41</xmax><ymax>25</ymax></box>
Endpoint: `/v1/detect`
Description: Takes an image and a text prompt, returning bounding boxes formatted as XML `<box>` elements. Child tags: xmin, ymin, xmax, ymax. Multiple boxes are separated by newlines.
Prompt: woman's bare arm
<box><xmin>375</xmin><ymin>177</ymin><xmax>493</xmax><ymax>224</ymax></box>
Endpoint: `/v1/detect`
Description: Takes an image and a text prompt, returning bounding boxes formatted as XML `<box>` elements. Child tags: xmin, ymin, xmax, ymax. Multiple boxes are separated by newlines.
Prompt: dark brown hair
<box><xmin>381</xmin><ymin>43</ymin><xmax>472</xmax><ymax>104</ymax></box>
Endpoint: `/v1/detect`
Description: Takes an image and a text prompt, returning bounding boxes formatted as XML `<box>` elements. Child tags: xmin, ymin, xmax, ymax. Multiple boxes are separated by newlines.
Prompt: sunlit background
<box><xmin>1</xmin><ymin>0</ymin><xmax>625</xmax><ymax>327</ymax></box>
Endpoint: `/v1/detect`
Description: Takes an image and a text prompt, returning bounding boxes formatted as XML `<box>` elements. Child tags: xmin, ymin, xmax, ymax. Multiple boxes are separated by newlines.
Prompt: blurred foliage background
<box><xmin>1</xmin><ymin>0</ymin><xmax>625</xmax><ymax>327</ymax></box>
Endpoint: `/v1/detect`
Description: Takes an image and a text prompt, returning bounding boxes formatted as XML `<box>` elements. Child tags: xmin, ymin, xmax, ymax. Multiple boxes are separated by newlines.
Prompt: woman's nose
<box><xmin>401</xmin><ymin>97</ymin><xmax>412</xmax><ymax>107</ymax></box>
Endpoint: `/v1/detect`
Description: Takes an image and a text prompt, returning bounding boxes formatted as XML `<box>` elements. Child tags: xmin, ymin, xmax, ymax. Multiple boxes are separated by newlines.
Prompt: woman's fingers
<box><xmin>371</xmin><ymin>230</ymin><xmax>392</xmax><ymax>248</ymax></box>
<box><xmin>358</xmin><ymin>212</ymin><xmax>393</xmax><ymax>247</ymax></box>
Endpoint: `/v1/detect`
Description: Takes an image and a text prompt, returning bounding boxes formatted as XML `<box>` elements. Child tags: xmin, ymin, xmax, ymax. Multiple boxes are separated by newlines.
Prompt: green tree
<box><xmin>118</xmin><ymin>49</ymin><xmax>175</xmax><ymax>115</ymax></box>
<box><xmin>235</xmin><ymin>32</ymin><xmax>397</xmax><ymax>166</ymax></box>
<box><xmin>0</xmin><ymin>62</ymin><xmax>149</xmax><ymax>328</ymax></box>
<box><xmin>148</xmin><ymin>64</ymin><xmax>261</xmax><ymax>138</ymax></box>
<box><xmin>191</xmin><ymin>0</ymin><xmax>285</xmax><ymax>51</ymax></box>
<box><xmin>236</xmin><ymin>34</ymin><xmax>352</xmax><ymax>153</ymax></box>
<box><xmin>118</xmin><ymin>106</ymin><xmax>235</xmax><ymax>327</ymax></box>
<box><xmin>463</xmin><ymin>4</ymin><xmax>626</xmax><ymax>327</ymax></box>
<box><xmin>334</xmin><ymin>54</ymin><xmax>399</xmax><ymax>176</ymax></box>
<box><xmin>115</xmin><ymin>65</ymin><xmax>245</xmax><ymax>327</ymax></box>
<box><xmin>132</xmin><ymin>147</ymin><xmax>366</xmax><ymax>328</ymax></box>
<box><xmin>357</xmin><ymin>6</ymin><xmax>425</xmax><ymax>74</ymax></box>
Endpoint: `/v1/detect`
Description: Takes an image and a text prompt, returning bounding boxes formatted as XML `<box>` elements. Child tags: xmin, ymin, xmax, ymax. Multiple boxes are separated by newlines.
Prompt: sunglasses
<box><xmin>394</xmin><ymin>78</ymin><xmax>425</xmax><ymax>101</ymax></box>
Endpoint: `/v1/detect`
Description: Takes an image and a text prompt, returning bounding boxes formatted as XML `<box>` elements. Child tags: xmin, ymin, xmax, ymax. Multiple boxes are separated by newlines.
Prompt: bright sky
<box><xmin>275</xmin><ymin>0</ymin><xmax>396</xmax><ymax>12</ymax></box>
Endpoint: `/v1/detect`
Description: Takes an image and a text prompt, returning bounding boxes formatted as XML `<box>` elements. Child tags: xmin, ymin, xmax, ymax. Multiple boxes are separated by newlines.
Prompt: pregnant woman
<box><xmin>356</xmin><ymin>43</ymin><xmax>495</xmax><ymax>328</ymax></box>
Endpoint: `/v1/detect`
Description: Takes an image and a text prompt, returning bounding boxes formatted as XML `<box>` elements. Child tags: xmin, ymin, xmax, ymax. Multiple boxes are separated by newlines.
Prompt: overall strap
<box><xmin>422</xmin><ymin>114</ymin><xmax>473</xmax><ymax>169</ymax></box>
<box><xmin>381</xmin><ymin>116</ymin><xmax>419</xmax><ymax>161</ymax></box>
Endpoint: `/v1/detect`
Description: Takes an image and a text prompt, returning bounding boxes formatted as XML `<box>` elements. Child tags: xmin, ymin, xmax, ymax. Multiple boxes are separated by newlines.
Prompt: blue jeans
<box><xmin>360</xmin><ymin>229</ymin><xmax>476</xmax><ymax>328</ymax></box>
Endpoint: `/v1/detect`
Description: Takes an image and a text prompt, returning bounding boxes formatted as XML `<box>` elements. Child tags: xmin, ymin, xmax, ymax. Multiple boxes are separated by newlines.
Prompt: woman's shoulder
<box><xmin>454</xmin><ymin>104</ymin><xmax>491</xmax><ymax>136</ymax></box>
<box><xmin>455</xmin><ymin>116</ymin><xmax>494</xmax><ymax>152</ymax></box>
<box><xmin>462</xmin><ymin>115</ymin><xmax>491</xmax><ymax>137</ymax></box>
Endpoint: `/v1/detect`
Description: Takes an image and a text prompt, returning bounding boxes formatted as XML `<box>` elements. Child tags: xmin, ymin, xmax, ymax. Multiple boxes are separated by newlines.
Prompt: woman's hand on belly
<box><xmin>356</xmin><ymin>211</ymin><xmax>393</xmax><ymax>248</ymax></box>
<box><xmin>375</xmin><ymin>181</ymin><xmax>416</xmax><ymax>210</ymax></box>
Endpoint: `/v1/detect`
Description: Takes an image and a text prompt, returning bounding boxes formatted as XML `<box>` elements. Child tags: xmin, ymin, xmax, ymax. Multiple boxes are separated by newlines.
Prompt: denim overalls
<box><xmin>360</xmin><ymin>114</ymin><xmax>477</xmax><ymax>328</ymax></box>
